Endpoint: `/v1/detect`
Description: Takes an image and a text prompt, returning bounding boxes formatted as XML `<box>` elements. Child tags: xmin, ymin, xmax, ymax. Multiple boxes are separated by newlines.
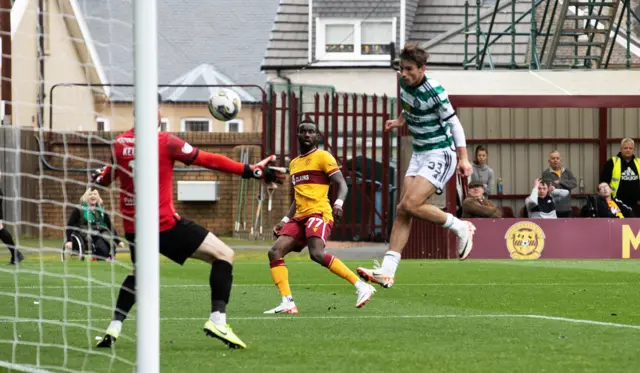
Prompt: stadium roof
<box><xmin>76</xmin><ymin>0</ymin><xmax>279</xmax><ymax>102</ymax></box>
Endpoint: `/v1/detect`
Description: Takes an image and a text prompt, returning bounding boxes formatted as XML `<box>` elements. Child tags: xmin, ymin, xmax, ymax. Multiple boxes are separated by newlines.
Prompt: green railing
<box><xmin>463</xmin><ymin>0</ymin><xmax>638</xmax><ymax>70</ymax></box>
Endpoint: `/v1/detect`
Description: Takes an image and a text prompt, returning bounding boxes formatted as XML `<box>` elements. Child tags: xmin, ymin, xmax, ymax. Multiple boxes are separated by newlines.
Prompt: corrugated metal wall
<box><xmin>608</xmin><ymin>108</ymin><xmax>640</xmax><ymax>156</ymax></box>
<box><xmin>457</xmin><ymin>107</ymin><xmax>640</xmax><ymax>215</ymax></box>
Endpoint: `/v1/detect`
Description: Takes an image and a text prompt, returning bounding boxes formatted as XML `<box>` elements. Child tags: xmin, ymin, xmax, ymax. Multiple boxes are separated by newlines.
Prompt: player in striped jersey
<box><xmin>358</xmin><ymin>44</ymin><xmax>475</xmax><ymax>288</ymax></box>
<box><xmin>264</xmin><ymin>119</ymin><xmax>376</xmax><ymax>314</ymax></box>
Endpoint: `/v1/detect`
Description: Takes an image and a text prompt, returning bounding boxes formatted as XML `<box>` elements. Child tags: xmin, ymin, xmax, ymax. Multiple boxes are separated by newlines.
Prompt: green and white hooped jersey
<box><xmin>399</xmin><ymin>75</ymin><xmax>456</xmax><ymax>153</ymax></box>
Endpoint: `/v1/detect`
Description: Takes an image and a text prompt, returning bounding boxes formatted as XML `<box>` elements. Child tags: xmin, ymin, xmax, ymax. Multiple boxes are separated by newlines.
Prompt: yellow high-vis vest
<box><xmin>610</xmin><ymin>156</ymin><xmax>640</xmax><ymax>197</ymax></box>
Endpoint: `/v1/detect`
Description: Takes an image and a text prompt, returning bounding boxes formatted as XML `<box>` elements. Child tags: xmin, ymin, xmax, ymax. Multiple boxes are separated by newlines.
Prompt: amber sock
<box><xmin>324</xmin><ymin>253</ymin><xmax>359</xmax><ymax>285</ymax></box>
<box><xmin>269</xmin><ymin>259</ymin><xmax>293</xmax><ymax>299</ymax></box>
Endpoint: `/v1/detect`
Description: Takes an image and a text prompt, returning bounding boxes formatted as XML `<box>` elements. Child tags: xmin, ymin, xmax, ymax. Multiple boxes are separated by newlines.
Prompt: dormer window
<box><xmin>316</xmin><ymin>18</ymin><xmax>396</xmax><ymax>61</ymax></box>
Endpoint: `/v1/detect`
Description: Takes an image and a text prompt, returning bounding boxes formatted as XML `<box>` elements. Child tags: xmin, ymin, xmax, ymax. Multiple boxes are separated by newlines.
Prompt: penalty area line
<box><xmin>0</xmin><ymin>361</ymin><xmax>54</xmax><ymax>373</ymax></box>
<box><xmin>2</xmin><ymin>314</ymin><xmax>639</xmax><ymax>330</ymax></box>
<box><xmin>15</xmin><ymin>282</ymin><xmax>629</xmax><ymax>290</ymax></box>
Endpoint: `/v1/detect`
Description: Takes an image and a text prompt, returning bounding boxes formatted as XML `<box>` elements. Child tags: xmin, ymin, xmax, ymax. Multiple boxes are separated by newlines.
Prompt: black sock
<box><xmin>210</xmin><ymin>260</ymin><xmax>233</xmax><ymax>314</ymax></box>
<box><xmin>0</xmin><ymin>227</ymin><xmax>17</xmax><ymax>259</ymax></box>
<box><xmin>114</xmin><ymin>275</ymin><xmax>136</xmax><ymax>322</ymax></box>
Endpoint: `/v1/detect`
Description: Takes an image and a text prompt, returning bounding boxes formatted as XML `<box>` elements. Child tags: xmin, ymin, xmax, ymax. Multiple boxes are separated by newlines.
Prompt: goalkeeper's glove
<box><xmin>90</xmin><ymin>166</ymin><xmax>108</xmax><ymax>185</ymax></box>
<box><xmin>242</xmin><ymin>155</ymin><xmax>287</xmax><ymax>185</ymax></box>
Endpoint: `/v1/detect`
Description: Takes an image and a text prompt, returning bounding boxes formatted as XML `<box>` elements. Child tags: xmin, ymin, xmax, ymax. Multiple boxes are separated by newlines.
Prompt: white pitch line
<box><xmin>523</xmin><ymin>315</ymin><xmax>640</xmax><ymax>330</ymax></box>
<box><xmin>0</xmin><ymin>361</ymin><xmax>53</xmax><ymax>373</ymax></box>
<box><xmin>10</xmin><ymin>282</ymin><xmax>630</xmax><ymax>290</ymax></box>
<box><xmin>1</xmin><ymin>314</ymin><xmax>639</xmax><ymax>330</ymax></box>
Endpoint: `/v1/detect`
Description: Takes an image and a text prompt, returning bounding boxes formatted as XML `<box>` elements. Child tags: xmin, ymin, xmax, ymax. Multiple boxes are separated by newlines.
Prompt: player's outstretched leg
<box><xmin>264</xmin><ymin>236</ymin><xmax>300</xmax><ymax>314</ymax></box>
<box><xmin>0</xmin><ymin>224</ymin><xmax>23</xmax><ymax>265</ymax></box>
<box><xmin>97</xmin><ymin>273</ymin><xmax>136</xmax><ymax>348</ymax></box>
<box><xmin>357</xmin><ymin>207</ymin><xmax>410</xmax><ymax>288</ymax></box>
<box><xmin>193</xmin><ymin>233</ymin><xmax>247</xmax><ymax>349</ymax></box>
<box><xmin>307</xmin><ymin>238</ymin><xmax>376</xmax><ymax>308</ymax></box>
<box><xmin>358</xmin><ymin>176</ymin><xmax>475</xmax><ymax>288</ymax></box>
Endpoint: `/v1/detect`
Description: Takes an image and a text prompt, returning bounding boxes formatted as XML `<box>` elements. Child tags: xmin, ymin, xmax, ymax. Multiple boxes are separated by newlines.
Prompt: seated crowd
<box><xmin>462</xmin><ymin>139</ymin><xmax>640</xmax><ymax>219</ymax></box>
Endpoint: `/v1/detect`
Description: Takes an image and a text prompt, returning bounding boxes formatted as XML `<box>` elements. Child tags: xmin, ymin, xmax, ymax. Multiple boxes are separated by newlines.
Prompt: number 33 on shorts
<box><xmin>426</xmin><ymin>161</ymin><xmax>443</xmax><ymax>179</ymax></box>
<box><xmin>405</xmin><ymin>150</ymin><xmax>456</xmax><ymax>192</ymax></box>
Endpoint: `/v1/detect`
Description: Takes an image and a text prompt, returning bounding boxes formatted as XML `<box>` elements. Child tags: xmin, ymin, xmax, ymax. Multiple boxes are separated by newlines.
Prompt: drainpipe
<box><xmin>276</xmin><ymin>69</ymin><xmax>293</xmax><ymax>121</ymax></box>
<box><xmin>37</xmin><ymin>0</ymin><xmax>45</xmax><ymax>129</ymax></box>
<box><xmin>1</xmin><ymin>0</ymin><xmax>12</xmax><ymax>124</ymax></box>
<box><xmin>400</xmin><ymin>0</ymin><xmax>406</xmax><ymax>47</ymax></box>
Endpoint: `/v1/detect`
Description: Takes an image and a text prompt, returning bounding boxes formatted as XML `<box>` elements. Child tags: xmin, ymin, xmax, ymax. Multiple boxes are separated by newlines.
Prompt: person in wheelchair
<box><xmin>64</xmin><ymin>188</ymin><xmax>125</xmax><ymax>260</ymax></box>
<box><xmin>581</xmin><ymin>182</ymin><xmax>635</xmax><ymax>218</ymax></box>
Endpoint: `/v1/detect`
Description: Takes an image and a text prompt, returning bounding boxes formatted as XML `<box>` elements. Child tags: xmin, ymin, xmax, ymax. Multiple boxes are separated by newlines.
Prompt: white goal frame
<box><xmin>133</xmin><ymin>0</ymin><xmax>159</xmax><ymax>372</ymax></box>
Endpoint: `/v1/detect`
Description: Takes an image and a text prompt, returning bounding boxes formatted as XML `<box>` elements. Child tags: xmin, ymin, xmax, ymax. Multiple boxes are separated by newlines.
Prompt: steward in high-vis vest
<box><xmin>600</xmin><ymin>138</ymin><xmax>640</xmax><ymax>215</ymax></box>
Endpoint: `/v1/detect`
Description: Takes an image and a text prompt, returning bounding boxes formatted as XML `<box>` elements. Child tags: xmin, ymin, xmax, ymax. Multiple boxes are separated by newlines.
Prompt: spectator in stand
<box><xmin>470</xmin><ymin>145</ymin><xmax>494</xmax><ymax>197</ymax></box>
<box><xmin>541</xmin><ymin>150</ymin><xmax>577</xmax><ymax>217</ymax></box>
<box><xmin>600</xmin><ymin>138</ymin><xmax>640</xmax><ymax>217</ymax></box>
<box><xmin>592</xmin><ymin>182</ymin><xmax>634</xmax><ymax>218</ymax></box>
<box><xmin>525</xmin><ymin>178</ymin><xmax>569</xmax><ymax>219</ymax></box>
<box><xmin>462</xmin><ymin>180</ymin><xmax>502</xmax><ymax>218</ymax></box>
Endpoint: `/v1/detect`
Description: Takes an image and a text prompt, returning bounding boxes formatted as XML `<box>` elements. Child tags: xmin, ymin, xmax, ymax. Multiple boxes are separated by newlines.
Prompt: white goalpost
<box><xmin>133</xmin><ymin>0</ymin><xmax>159</xmax><ymax>372</ymax></box>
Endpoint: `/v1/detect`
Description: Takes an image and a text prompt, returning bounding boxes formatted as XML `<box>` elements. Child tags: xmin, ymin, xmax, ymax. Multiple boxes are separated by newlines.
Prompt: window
<box><xmin>361</xmin><ymin>22</ymin><xmax>392</xmax><ymax>55</ymax></box>
<box><xmin>159</xmin><ymin>118</ymin><xmax>169</xmax><ymax>132</ymax></box>
<box><xmin>325</xmin><ymin>24</ymin><xmax>355</xmax><ymax>53</ymax></box>
<box><xmin>316</xmin><ymin>18</ymin><xmax>396</xmax><ymax>61</ymax></box>
<box><xmin>181</xmin><ymin>118</ymin><xmax>212</xmax><ymax>132</ymax></box>
<box><xmin>225</xmin><ymin>119</ymin><xmax>244</xmax><ymax>133</ymax></box>
<box><xmin>96</xmin><ymin>117</ymin><xmax>110</xmax><ymax>132</ymax></box>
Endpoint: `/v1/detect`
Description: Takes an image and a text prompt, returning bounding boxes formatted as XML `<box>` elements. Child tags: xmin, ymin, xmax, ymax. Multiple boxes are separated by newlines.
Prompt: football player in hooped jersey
<box><xmin>264</xmin><ymin>119</ymin><xmax>376</xmax><ymax>314</ymax></box>
<box><xmin>93</xmin><ymin>110</ymin><xmax>285</xmax><ymax>349</ymax></box>
<box><xmin>357</xmin><ymin>43</ymin><xmax>475</xmax><ymax>289</ymax></box>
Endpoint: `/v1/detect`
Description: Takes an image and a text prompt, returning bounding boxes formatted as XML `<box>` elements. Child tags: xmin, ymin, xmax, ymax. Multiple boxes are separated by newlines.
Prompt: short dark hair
<box><xmin>298</xmin><ymin>118</ymin><xmax>317</xmax><ymax>133</ymax></box>
<box><xmin>399</xmin><ymin>43</ymin><xmax>429</xmax><ymax>67</ymax></box>
<box><xmin>300</xmin><ymin>118</ymin><xmax>316</xmax><ymax>126</ymax></box>
<box><xmin>540</xmin><ymin>178</ymin><xmax>553</xmax><ymax>187</ymax></box>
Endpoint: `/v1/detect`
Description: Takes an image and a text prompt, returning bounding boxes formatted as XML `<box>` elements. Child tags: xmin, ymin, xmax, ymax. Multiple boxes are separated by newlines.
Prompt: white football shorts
<box><xmin>405</xmin><ymin>148</ymin><xmax>457</xmax><ymax>193</ymax></box>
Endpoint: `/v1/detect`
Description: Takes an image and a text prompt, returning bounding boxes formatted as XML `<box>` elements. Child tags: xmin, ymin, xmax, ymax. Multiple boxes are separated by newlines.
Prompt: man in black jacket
<box><xmin>0</xmin><ymin>187</ymin><xmax>23</xmax><ymax>264</ymax></box>
<box><xmin>600</xmin><ymin>138</ymin><xmax>640</xmax><ymax>216</ymax></box>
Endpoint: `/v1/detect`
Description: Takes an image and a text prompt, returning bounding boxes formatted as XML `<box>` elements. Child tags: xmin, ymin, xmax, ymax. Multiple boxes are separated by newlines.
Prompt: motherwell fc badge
<box><xmin>505</xmin><ymin>222</ymin><xmax>546</xmax><ymax>260</ymax></box>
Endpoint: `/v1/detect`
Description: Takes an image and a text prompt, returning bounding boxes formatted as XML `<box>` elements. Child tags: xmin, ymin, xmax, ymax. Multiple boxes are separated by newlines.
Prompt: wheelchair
<box><xmin>60</xmin><ymin>230</ymin><xmax>116</xmax><ymax>262</ymax></box>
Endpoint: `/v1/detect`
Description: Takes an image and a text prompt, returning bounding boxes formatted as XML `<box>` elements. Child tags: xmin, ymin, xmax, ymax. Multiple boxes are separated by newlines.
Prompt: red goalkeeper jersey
<box><xmin>102</xmin><ymin>129</ymin><xmax>200</xmax><ymax>233</ymax></box>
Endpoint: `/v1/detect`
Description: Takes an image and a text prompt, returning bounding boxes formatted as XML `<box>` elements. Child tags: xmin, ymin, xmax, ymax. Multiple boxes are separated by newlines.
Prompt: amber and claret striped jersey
<box><xmin>289</xmin><ymin>149</ymin><xmax>340</xmax><ymax>222</ymax></box>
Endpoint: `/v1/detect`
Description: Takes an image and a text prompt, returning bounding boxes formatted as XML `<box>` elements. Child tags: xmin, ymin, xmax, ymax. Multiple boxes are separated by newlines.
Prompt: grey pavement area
<box><xmin>229</xmin><ymin>243</ymin><xmax>388</xmax><ymax>260</ymax></box>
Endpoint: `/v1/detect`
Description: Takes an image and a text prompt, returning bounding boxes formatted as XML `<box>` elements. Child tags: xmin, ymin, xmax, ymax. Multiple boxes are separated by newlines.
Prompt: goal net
<box><xmin>0</xmin><ymin>130</ymin><xmax>135</xmax><ymax>373</ymax></box>
<box><xmin>0</xmin><ymin>0</ymin><xmax>161</xmax><ymax>372</ymax></box>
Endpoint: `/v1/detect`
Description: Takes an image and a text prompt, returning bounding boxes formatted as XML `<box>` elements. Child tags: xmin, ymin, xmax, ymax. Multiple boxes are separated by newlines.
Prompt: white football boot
<box><xmin>263</xmin><ymin>302</ymin><xmax>299</xmax><ymax>314</ymax></box>
<box><xmin>457</xmin><ymin>221</ymin><xmax>476</xmax><ymax>260</ymax></box>
<box><xmin>355</xmin><ymin>283</ymin><xmax>376</xmax><ymax>308</ymax></box>
<box><xmin>357</xmin><ymin>260</ymin><xmax>395</xmax><ymax>288</ymax></box>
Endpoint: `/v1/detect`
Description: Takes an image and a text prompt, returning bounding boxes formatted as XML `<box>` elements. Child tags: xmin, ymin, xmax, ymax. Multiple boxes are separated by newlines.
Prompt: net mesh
<box><xmin>2</xmin><ymin>0</ymin><xmax>279</xmax><ymax>368</ymax></box>
<box><xmin>1</xmin><ymin>0</ymin><xmax>137</xmax><ymax>371</ymax></box>
<box><xmin>0</xmin><ymin>127</ymin><xmax>135</xmax><ymax>372</ymax></box>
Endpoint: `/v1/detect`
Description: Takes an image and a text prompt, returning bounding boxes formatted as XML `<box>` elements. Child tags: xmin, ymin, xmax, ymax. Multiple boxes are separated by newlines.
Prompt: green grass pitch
<box><xmin>1</xmin><ymin>247</ymin><xmax>639</xmax><ymax>373</ymax></box>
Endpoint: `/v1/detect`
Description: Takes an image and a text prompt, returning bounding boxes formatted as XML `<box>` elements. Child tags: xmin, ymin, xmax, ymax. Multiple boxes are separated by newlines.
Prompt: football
<box><xmin>208</xmin><ymin>88</ymin><xmax>241</xmax><ymax>121</ymax></box>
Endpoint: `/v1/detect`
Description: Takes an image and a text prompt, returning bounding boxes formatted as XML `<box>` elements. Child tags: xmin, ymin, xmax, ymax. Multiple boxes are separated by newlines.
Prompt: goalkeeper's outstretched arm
<box><xmin>189</xmin><ymin>150</ymin><xmax>285</xmax><ymax>184</ymax></box>
<box><xmin>166</xmin><ymin>134</ymin><xmax>285</xmax><ymax>184</ymax></box>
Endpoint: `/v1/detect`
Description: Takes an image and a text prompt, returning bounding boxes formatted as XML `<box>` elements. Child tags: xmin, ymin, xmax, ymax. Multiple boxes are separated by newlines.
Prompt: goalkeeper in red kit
<box><xmin>92</xmin><ymin>115</ymin><xmax>284</xmax><ymax>349</ymax></box>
